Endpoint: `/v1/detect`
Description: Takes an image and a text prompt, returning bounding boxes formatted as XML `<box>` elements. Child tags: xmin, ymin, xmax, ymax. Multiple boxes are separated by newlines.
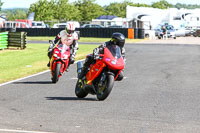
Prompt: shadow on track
<box><xmin>46</xmin><ymin>97</ymin><xmax>97</xmax><ymax>101</ymax></box>
<box><xmin>13</xmin><ymin>81</ymin><xmax>52</xmax><ymax>84</ymax></box>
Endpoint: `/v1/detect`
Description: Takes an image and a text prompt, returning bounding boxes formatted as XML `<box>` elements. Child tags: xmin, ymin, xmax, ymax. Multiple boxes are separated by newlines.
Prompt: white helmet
<box><xmin>66</xmin><ymin>23</ymin><xmax>75</xmax><ymax>35</ymax></box>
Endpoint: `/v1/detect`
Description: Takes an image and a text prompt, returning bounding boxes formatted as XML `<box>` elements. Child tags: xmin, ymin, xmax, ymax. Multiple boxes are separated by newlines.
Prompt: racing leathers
<box><xmin>47</xmin><ymin>30</ymin><xmax>79</xmax><ymax>67</ymax></box>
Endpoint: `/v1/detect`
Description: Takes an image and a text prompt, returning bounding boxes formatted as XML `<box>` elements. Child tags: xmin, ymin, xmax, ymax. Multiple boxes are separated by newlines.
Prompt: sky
<box><xmin>1</xmin><ymin>0</ymin><xmax>200</xmax><ymax>9</ymax></box>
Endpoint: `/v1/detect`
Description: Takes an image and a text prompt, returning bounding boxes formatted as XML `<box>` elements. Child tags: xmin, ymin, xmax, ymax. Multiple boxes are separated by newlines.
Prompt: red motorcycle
<box><xmin>50</xmin><ymin>41</ymin><xmax>70</xmax><ymax>83</ymax></box>
<box><xmin>75</xmin><ymin>45</ymin><xmax>125</xmax><ymax>100</ymax></box>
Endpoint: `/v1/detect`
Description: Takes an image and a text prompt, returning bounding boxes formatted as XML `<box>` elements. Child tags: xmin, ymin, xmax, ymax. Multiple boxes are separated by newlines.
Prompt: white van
<box><xmin>52</xmin><ymin>21</ymin><xmax>80</xmax><ymax>29</ymax></box>
<box><xmin>67</xmin><ymin>21</ymin><xmax>80</xmax><ymax>28</ymax></box>
<box><xmin>32</xmin><ymin>21</ymin><xmax>46</xmax><ymax>28</ymax></box>
<box><xmin>52</xmin><ymin>23</ymin><xmax>67</xmax><ymax>28</ymax></box>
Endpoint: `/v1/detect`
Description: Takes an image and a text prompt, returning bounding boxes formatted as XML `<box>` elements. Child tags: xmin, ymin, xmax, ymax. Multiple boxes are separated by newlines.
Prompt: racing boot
<box><xmin>47</xmin><ymin>61</ymin><xmax>50</xmax><ymax>67</ymax></box>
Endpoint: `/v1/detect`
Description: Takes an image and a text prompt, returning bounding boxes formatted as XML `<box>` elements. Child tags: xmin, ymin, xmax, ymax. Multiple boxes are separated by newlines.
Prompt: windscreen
<box><xmin>57</xmin><ymin>44</ymin><xmax>69</xmax><ymax>54</ymax></box>
<box><xmin>106</xmin><ymin>45</ymin><xmax>121</xmax><ymax>59</ymax></box>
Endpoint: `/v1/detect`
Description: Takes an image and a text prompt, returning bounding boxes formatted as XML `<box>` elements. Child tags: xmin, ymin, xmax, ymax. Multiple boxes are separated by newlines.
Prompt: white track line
<box><xmin>0</xmin><ymin>59</ymin><xmax>85</xmax><ymax>87</ymax></box>
<box><xmin>0</xmin><ymin>70</ymin><xmax>50</xmax><ymax>87</ymax></box>
<box><xmin>0</xmin><ymin>129</ymin><xmax>56</xmax><ymax>133</ymax></box>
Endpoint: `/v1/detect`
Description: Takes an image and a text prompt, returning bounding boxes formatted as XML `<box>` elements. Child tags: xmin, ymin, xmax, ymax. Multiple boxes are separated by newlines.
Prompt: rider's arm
<box><xmin>53</xmin><ymin>30</ymin><xmax>66</xmax><ymax>44</ymax></box>
<box><xmin>121</xmin><ymin>47</ymin><xmax>125</xmax><ymax>59</ymax></box>
<box><xmin>53</xmin><ymin>33</ymin><xmax>61</xmax><ymax>44</ymax></box>
<box><xmin>93</xmin><ymin>43</ymin><xmax>106</xmax><ymax>59</ymax></box>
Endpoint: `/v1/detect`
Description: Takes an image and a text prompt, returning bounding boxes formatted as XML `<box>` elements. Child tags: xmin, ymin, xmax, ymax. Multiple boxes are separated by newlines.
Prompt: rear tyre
<box><xmin>96</xmin><ymin>74</ymin><xmax>114</xmax><ymax>101</ymax></box>
<box><xmin>52</xmin><ymin>63</ymin><xmax>61</xmax><ymax>83</ymax></box>
<box><xmin>75</xmin><ymin>80</ymin><xmax>88</xmax><ymax>98</ymax></box>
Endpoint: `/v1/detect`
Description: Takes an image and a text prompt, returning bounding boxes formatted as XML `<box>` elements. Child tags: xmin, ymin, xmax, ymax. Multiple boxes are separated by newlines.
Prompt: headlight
<box><xmin>54</xmin><ymin>54</ymin><xmax>59</xmax><ymax>58</ymax></box>
<box><xmin>111</xmin><ymin>60</ymin><xmax>116</xmax><ymax>64</ymax></box>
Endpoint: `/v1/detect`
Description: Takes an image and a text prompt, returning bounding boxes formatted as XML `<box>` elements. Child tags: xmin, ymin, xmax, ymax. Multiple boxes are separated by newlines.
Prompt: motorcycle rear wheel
<box><xmin>96</xmin><ymin>74</ymin><xmax>114</xmax><ymax>101</ymax></box>
<box><xmin>75</xmin><ymin>80</ymin><xmax>88</xmax><ymax>98</ymax></box>
<box><xmin>52</xmin><ymin>63</ymin><xmax>61</xmax><ymax>83</ymax></box>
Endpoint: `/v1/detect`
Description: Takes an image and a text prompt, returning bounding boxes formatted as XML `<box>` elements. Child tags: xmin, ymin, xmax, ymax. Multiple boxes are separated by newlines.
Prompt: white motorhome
<box><xmin>126</xmin><ymin>6</ymin><xmax>200</xmax><ymax>37</ymax></box>
<box><xmin>92</xmin><ymin>17</ymin><xmax>129</xmax><ymax>28</ymax></box>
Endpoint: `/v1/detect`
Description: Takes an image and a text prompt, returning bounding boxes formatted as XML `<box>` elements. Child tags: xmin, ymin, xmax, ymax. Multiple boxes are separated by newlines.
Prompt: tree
<box><xmin>54</xmin><ymin>0</ymin><xmax>81</xmax><ymax>21</ymax></box>
<box><xmin>105</xmin><ymin>1</ymin><xmax>151</xmax><ymax>18</ymax></box>
<box><xmin>174</xmin><ymin>3</ymin><xmax>200</xmax><ymax>9</ymax></box>
<box><xmin>6</xmin><ymin>9</ymin><xmax>28</xmax><ymax>20</ymax></box>
<box><xmin>75</xmin><ymin>0</ymin><xmax>106</xmax><ymax>21</ymax></box>
<box><xmin>28</xmin><ymin>0</ymin><xmax>56</xmax><ymax>21</ymax></box>
<box><xmin>105</xmin><ymin>2</ymin><xmax>127</xmax><ymax>18</ymax></box>
<box><xmin>152</xmin><ymin>0</ymin><xmax>173</xmax><ymax>9</ymax></box>
<box><xmin>28</xmin><ymin>0</ymin><xmax>81</xmax><ymax>22</ymax></box>
<box><xmin>0</xmin><ymin>0</ymin><xmax>3</xmax><ymax>11</ymax></box>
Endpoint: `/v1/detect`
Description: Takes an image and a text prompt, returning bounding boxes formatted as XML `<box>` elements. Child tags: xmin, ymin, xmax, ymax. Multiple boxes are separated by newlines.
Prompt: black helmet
<box><xmin>111</xmin><ymin>32</ymin><xmax>125</xmax><ymax>48</ymax></box>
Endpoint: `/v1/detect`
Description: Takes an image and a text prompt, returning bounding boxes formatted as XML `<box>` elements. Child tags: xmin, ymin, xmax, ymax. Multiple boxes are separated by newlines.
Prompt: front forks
<box><xmin>99</xmin><ymin>72</ymin><xmax>106</xmax><ymax>87</ymax></box>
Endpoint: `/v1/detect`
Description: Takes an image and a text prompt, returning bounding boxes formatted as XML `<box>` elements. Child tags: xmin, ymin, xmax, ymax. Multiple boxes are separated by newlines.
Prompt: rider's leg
<box><xmin>79</xmin><ymin>55</ymin><xmax>94</xmax><ymax>79</ymax></box>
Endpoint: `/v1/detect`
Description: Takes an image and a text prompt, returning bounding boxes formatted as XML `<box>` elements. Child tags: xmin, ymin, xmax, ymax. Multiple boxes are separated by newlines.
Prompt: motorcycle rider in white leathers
<box><xmin>47</xmin><ymin>23</ymin><xmax>79</xmax><ymax>71</ymax></box>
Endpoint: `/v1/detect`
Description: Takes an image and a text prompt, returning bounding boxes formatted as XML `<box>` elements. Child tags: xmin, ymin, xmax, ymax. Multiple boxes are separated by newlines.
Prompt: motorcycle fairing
<box><xmin>50</xmin><ymin>43</ymin><xmax>70</xmax><ymax>77</ymax></box>
<box><xmin>86</xmin><ymin>60</ymin><xmax>106</xmax><ymax>85</ymax></box>
<box><xmin>103</xmin><ymin>47</ymin><xmax>124</xmax><ymax>70</ymax></box>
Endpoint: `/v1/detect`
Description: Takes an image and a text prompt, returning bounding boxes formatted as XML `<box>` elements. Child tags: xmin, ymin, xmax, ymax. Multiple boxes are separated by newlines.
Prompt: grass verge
<box><xmin>0</xmin><ymin>44</ymin><xmax>97</xmax><ymax>84</ymax></box>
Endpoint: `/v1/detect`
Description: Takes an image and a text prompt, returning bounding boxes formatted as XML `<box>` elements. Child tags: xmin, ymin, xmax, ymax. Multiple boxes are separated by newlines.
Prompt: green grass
<box><xmin>27</xmin><ymin>37</ymin><xmax>143</xmax><ymax>43</ymax></box>
<box><xmin>0</xmin><ymin>44</ymin><xmax>97</xmax><ymax>84</ymax></box>
<box><xmin>1</xmin><ymin>36</ymin><xmax>143</xmax><ymax>84</ymax></box>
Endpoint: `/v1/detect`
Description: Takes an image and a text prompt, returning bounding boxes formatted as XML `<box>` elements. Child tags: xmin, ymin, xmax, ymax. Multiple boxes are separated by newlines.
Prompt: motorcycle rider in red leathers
<box><xmin>47</xmin><ymin>23</ymin><xmax>79</xmax><ymax>71</ymax></box>
<box><xmin>79</xmin><ymin>32</ymin><xmax>126</xmax><ymax>80</ymax></box>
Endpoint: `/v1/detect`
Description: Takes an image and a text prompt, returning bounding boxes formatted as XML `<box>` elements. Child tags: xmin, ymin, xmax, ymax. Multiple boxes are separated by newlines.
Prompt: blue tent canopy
<box><xmin>96</xmin><ymin>15</ymin><xmax>117</xmax><ymax>20</ymax></box>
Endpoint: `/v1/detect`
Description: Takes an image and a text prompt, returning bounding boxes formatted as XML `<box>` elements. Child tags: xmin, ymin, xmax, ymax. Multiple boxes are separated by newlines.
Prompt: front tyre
<box><xmin>52</xmin><ymin>63</ymin><xmax>61</xmax><ymax>83</ymax></box>
<box><xmin>75</xmin><ymin>80</ymin><xmax>88</xmax><ymax>98</ymax></box>
<box><xmin>96</xmin><ymin>74</ymin><xmax>114</xmax><ymax>101</ymax></box>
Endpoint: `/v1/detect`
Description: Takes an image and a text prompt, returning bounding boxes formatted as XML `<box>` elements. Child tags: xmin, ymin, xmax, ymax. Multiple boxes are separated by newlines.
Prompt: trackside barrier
<box><xmin>8</xmin><ymin>32</ymin><xmax>27</xmax><ymax>49</ymax></box>
<box><xmin>0</xmin><ymin>32</ymin><xmax>8</xmax><ymax>50</ymax></box>
<box><xmin>128</xmin><ymin>28</ymin><xmax>134</xmax><ymax>39</ymax></box>
<box><xmin>2</xmin><ymin>28</ymin><xmax>145</xmax><ymax>39</ymax></box>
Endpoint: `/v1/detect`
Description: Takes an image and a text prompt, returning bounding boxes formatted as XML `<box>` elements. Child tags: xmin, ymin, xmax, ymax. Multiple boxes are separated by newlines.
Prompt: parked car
<box><xmin>108</xmin><ymin>25</ymin><xmax>123</xmax><ymax>28</ymax></box>
<box><xmin>53</xmin><ymin>21</ymin><xmax>80</xmax><ymax>29</ymax></box>
<box><xmin>52</xmin><ymin>23</ymin><xmax>67</xmax><ymax>28</ymax></box>
<box><xmin>81</xmin><ymin>24</ymin><xmax>104</xmax><ymax>28</ymax></box>
<box><xmin>155</xmin><ymin>25</ymin><xmax>176</xmax><ymax>39</ymax></box>
<box><xmin>174</xmin><ymin>28</ymin><xmax>185</xmax><ymax>37</ymax></box>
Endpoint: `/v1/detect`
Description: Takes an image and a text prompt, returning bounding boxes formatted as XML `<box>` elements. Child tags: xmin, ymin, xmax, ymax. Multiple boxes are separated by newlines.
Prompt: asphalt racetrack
<box><xmin>1</xmin><ymin>41</ymin><xmax>200</xmax><ymax>133</ymax></box>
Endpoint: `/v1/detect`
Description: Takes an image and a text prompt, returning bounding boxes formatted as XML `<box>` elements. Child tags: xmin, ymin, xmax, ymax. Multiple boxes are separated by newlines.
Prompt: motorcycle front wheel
<box><xmin>52</xmin><ymin>63</ymin><xmax>61</xmax><ymax>83</ymax></box>
<box><xmin>75</xmin><ymin>80</ymin><xmax>88</xmax><ymax>98</ymax></box>
<box><xmin>96</xmin><ymin>74</ymin><xmax>114</xmax><ymax>101</ymax></box>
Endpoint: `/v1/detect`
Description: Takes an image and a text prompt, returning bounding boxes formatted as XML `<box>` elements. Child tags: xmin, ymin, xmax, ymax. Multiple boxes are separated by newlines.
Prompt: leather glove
<box><xmin>48</xmin><ymin>40</ymin><xmax>55</xmax><ymax>52</ymax></box>
<box><xmin>94</xmin><ymin>54</ymin><xmax>99</xmax><ymax>60</ymax></box>
<box><xmin>48</xmin><ymin>44</ymin><xmax>54</xmax><ymax>52</ymax></box>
